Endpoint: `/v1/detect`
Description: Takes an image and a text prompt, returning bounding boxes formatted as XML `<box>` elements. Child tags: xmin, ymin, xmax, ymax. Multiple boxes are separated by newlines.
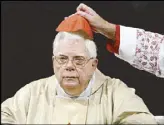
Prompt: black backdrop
<box><xmin>1</xmin><ymin>1</ymin><xmax>164</xmax><ymax>116</ymax></box>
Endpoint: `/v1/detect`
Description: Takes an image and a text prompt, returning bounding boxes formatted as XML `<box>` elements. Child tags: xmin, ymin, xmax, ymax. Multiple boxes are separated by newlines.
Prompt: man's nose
<box><xmin>65</xmin><ymin>60</ymin><xmax>76</xmax><ymax>71</ymax></box>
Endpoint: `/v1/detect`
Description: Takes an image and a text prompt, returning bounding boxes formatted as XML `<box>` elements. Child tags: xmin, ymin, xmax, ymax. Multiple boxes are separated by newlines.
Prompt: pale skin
<box><xmin>52</xmin><ymin>38</ymin><xmax>98</xmax><ymax>96</ymax></box>
<box><xmin>65</xmin><ymin>3</ymin><xmax>116</xmax><ymax>41</ymax></box>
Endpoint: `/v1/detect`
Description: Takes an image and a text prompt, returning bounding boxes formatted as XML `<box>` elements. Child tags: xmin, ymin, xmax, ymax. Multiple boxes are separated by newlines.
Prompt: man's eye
<box><xmin>58</xmin><ymin>56</ymin><xmax>68</xmax><ymax>62</ymax></box>
<box><xmin>74</xmin><ymin>59</ymin><xmax>85</xmax><ymax>64</ymax></box>
<box><xmin>75</xmin><ymin>56</ymin><xmax>85</xmax><ymax>60</ymax></box>
<box><xmin>60</xmin><ymin>57</ymin><xmax>67</xmax><ymax>60</ymax></box>
<box><xmin>75</xmin><ymin>58</ymin><xmax>84</xmax><ymax>61</ymax></box>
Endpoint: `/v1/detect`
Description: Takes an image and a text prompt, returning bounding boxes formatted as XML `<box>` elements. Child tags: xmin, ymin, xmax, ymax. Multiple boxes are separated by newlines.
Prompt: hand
<box><xmin>76</xmin><ymin>3</ymin><xmax>106</xmax><ymax>34</ymax></box>
<box><xmin>76</xmin><ymin>3</ymin><xmax>116</xmax><ymax>40</ymax></box>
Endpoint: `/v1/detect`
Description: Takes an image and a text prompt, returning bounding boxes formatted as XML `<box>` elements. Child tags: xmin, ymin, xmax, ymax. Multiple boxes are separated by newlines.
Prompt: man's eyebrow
<box><xmin>74</xmin><ymin>56</ymin><xmax>85</xmax><ymax>58</ymax></box>
<box><xmin>58</xmin><ymin>54</ymin><xmax>67</xmax><ymax>57</ymax></box>
<box><xmin>58</xmin><ymin>54</ymin><xmax>85</xmax><ymax>58</ymax></box>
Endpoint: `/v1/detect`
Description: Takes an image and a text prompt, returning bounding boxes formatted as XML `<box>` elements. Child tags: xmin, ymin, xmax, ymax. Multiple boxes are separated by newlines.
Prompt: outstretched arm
<box><xmin>76</xmin><ymin>3</ymin><xmax>164</xmax><ymax>78</ymax></box>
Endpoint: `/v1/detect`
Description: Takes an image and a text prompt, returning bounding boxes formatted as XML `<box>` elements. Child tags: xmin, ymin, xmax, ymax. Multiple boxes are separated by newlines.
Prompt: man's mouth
<box><xmin>62</xmin><ymin>76</ymin><xmax>80</xmax><ymax>85</ymax></box>
<box><xmin>63</xmin><ymin>76</ymin><xmax>78</xmax><ymax>79</ymax></box>
<box><xmin>64</xmin><ymin>76</ymin><xmax>76</xmax><ymax>78</ymax></box>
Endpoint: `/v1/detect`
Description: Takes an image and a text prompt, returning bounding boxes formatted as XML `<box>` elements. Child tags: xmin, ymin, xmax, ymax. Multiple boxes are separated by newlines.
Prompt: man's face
<box><xmin>52</xmin><ymin>38</ymin><xmax>98</xmax><ymax>96</ymax></box>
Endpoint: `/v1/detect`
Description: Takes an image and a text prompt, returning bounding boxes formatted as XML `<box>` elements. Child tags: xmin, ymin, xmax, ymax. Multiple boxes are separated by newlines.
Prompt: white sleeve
<box><xmin>115</xmin><ymin>25</ymin><xmax>164</xmax><ymax>78</ymax></box>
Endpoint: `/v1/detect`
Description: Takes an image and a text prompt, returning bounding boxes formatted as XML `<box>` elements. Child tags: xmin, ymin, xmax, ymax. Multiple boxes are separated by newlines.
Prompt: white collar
<box><xmin>55</xmin><ymin>72</ymin><xmax>95</xmax><ymax>99</ymax></box>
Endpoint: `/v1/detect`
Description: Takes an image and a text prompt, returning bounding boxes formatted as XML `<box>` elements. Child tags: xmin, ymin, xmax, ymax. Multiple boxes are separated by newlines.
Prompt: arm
<box><xmin>1</xmin><ymin>84</ymin><xmax>31</xmax><ymax>124</ymax></box>
<box><xmin>111</xmin><ymin>79</ymin><xmax>157</xmax><ymax>124</ymax></box>
<box><xmin>76</xmin><ymin>3</ymin><xmax>164</xmax><ymax>78</ymax></box>
<box><xmin>107</xmin><ymin>25</ymin><xmax>164</xmax><ymax>78</ymax></box>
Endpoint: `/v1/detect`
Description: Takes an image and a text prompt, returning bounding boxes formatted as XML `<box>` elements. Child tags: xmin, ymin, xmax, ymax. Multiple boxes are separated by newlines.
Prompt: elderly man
<box><xmin>1</xmin><ymin>29</ymin><xmax>157</xmax><ymax>124</ymax></box>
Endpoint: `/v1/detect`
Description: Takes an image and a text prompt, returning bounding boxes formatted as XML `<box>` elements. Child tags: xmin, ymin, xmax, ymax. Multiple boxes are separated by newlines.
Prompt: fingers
<box><xmin>64</xmin><ymin>13</ymin><xmax>78</xmax><ymax>20</ymax></box>
<box><xmin>76</xmin><ymin>3</ymin><xmax>95</xmax><ymax>15</ymax></box>
<box><xmin>76</xmin><ymin>10</ymin><xmax>92</xmax><ymax>20</ymax></box>
<box><xmin>76</xmin><ymin>3</ymin><xmax>87</xmax><ymax>11</ymax></box>
<box><xmin>92</xmin><ymin>27</ymin><xmax>98</xmax><ymax>33</ymax></box>
<box><xmin>64</xmin><ymin>3</ymin><xmax>96</xmax><ymax>21</ymax></box>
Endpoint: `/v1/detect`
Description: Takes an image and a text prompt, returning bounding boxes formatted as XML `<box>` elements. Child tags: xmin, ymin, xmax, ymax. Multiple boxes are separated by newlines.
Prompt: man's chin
<box><xmin>62</xmin><ymin>79</ymin><xmax>79</xmax><ymax>88</ymax></box>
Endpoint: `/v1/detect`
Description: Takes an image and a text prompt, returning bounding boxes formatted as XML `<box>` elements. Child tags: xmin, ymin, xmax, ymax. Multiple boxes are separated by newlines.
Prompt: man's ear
<box><xmin>52</xmin><ymin>56</ymin><xmax>55</xmax><ymax>70</ymax></box>
<box><xmin>92</xmin><ymin>59</ymin><xmax>98</xmax><ymax>68</ymax></box>
<box><xmin>52</xmin><ymin>56</ymin><xmax>54</xmax><ymax>61</ymax></box>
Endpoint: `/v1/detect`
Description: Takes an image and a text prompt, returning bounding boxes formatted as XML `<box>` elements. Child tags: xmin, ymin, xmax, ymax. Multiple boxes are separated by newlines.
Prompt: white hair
<box><xmin>53</xmin><ymin>31</ymin><xmax>97</xmax><ymax>58</ymax></box>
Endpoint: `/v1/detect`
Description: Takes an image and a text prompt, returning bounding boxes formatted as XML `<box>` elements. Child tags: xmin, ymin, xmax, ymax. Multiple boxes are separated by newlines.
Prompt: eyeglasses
<box><xmin>53</xmin><ymin>55</ymin><xmax>94</xmax><ymax>68</ymax></box>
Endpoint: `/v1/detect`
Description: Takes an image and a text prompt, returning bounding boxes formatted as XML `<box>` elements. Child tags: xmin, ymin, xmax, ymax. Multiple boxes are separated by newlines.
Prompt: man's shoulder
<box><xmin>105</xmin><ymin>75</ymin><xmax>136</xmax><ymax>98</ymax></box>
<box><xmin>95</xmin><ymin>69</ymin><xmax>127</xmax><ymax>86</ymax></box>
<box><xmin>21</xmin><ymin>75</ymin><xmax>56</xmax><ymax>96</ymax></box>
<box><xmin>29</xmin><ymin>75</ymin><xmax>55</xmax><ymax>86</ymax></box>
<box><xmin>105</xmin><ymin>76</ymin><xmax>125</xmax><ymax>90</ymax></box>
<box><xmin>96</xmin><ymin>69</ymin><xmax>129</xmax><ymax>91</ymax></box>
<box><xmin>106</xmin><ymin>76</ymin><xmax>132</xmax><ymax>92</ymax></box>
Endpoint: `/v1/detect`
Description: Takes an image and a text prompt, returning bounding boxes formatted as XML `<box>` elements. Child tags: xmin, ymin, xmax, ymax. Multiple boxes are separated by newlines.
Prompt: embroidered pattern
<box><xmin>132</xmin><ymin>29</ymin><xmax>164</xmax><ymax>76</ymax></box>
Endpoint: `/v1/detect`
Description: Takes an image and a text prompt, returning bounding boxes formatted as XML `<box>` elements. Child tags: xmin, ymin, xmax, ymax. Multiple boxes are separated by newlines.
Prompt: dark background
<box><xmin>1</xmin><ymin>1</ymin><xmax>164</xmax><ymax>115</ymax></box>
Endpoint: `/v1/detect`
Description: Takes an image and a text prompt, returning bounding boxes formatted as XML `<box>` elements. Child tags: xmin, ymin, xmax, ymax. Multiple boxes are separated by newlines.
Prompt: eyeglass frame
<box><xmin>52</xmin><ymin>55</ymin><xmax>94</xmax><ymax>68</ymax></box>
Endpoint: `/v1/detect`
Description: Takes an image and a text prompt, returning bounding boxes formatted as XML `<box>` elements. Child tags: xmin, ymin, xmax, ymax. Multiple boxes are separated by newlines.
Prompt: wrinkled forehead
<box><xmin>56</xmin><ymin>38</ymin><xmax>88</xmax><ymax>56</ymax></box>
